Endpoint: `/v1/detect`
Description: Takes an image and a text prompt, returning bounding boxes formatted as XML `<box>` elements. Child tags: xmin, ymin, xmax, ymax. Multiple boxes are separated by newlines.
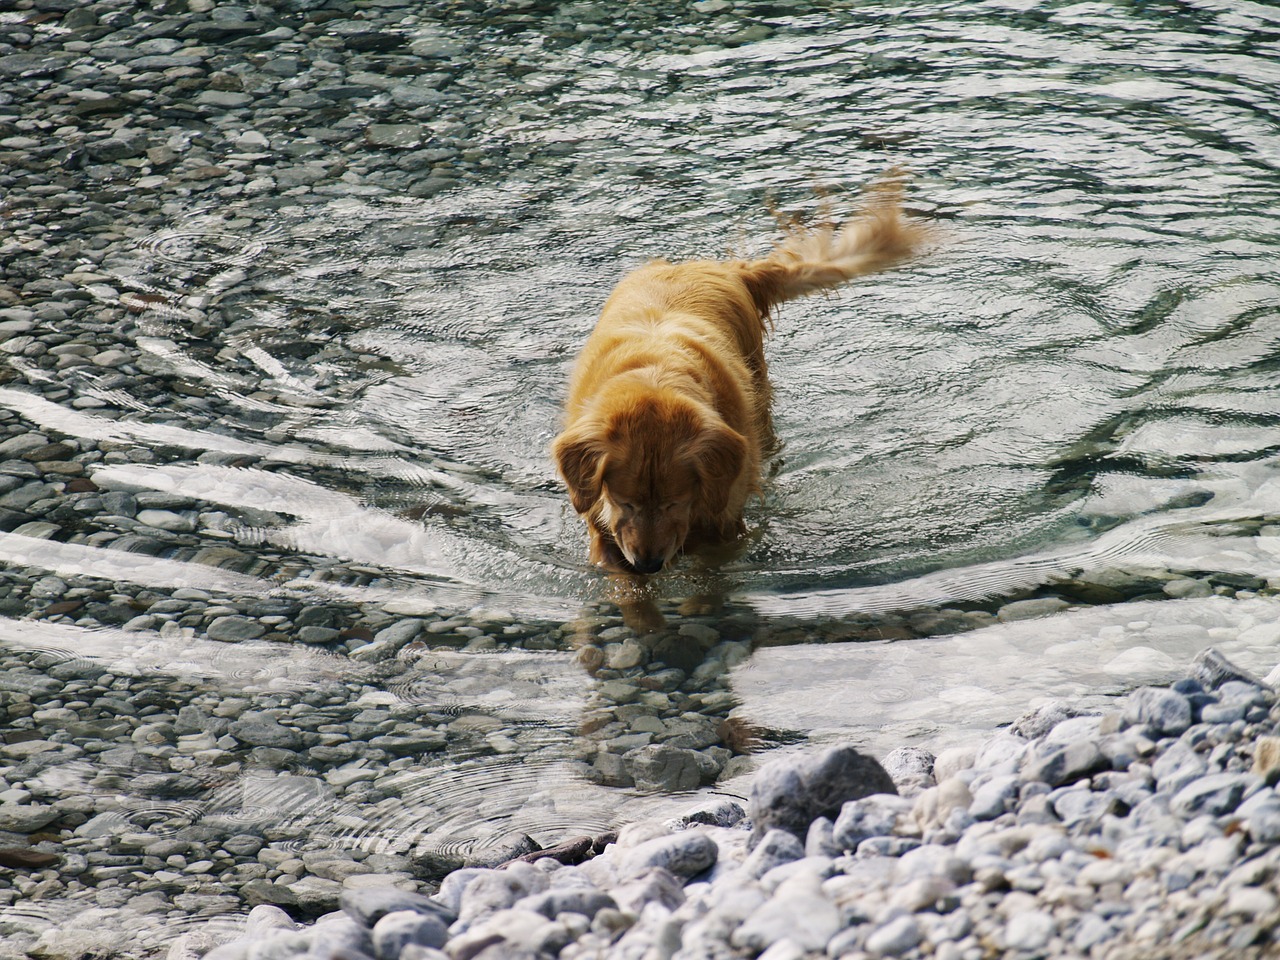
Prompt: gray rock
<box><xmin>1163</xmin><ymin>577</ymin><xmax>1214</xmax><ymax>599</ymax></box>
<box><xmin>457</xmin><ymin>870</ymin><xmax>544</xmax><ymax>927</ymax></box>
<box><xmin>197</xmin><ymin>90</ymin><xmax>254</xmax><ymax>108</ymax></box>
<box><xmin>1170</xmin><ymin>773</ymin><xmax>1258</xmax><ymax>818</ymax></box>
<box><xmin>0</xmin><ymin>434</ymin><xmax>48</xmax><ymax>459</ymax></box>
<box><xmin>228</xmin><ymin>712</ymin><xmax>302</xmax><ymax>749</ymax></box>
<box><xmin>1152</xmin><ymin>742</ymin><xmax>1209</xmax><ymax>793</ymax></box>
<box><xmin>0</xmin><ymin>53</ymin><xmax>74</xmax><ymax>77</ymax></box>
<box><xmin>245</xmin><ymin>930</ymin><xmax>310</xmax><ymax>960</ymax></box>
<box><xmin>74</xmin><ymin>811</ymin><xmax>129</xmax><ymax>839</ymax></box>
<box><xmin>289</xmin><ymin>876</ymin><xmax>344</xmax><ymax>913</ymax></box>
<box><xmin>1191</xmin><ymin>648</ymin><xmax>1267</xmax><ymax>692</ymax></box>
<box><xmin>1009</xmin><ymin>701</ymin><xmax>1095</xmax><ymax>740</ymax></box>
<box><xmin>1123</xmin><ymin>687</ymin><xmax>1192</xmax><ymax>736</ymax></box>
<box><xmin>340</xmin><ymin>886</ymin><xmax>456</xmax><ymax>929</ymax></box>
<box><xmin>136</xmin><ymin>508</ymin><xmax>196</xmax><ymax>532</ymax></box>
<box><xmin>244</xmin><ymin>904</ymin><xmax>297</xmax><ymax>940</ymax></box>
<box><xmin>749</xmin><ymin>745</ymin><xmax>897</xmax><ymax>848</ymax></box>
<box><xmin>1201</xmin><ymin>701</ymin><xmax>1247</xmax><ymax>724</ymax></box>
<box><xmin>832</xmin><ymin>794</ymin><xmax>909</xmax><ymax>848</ymax></box>
<box><xmin>311</xmin><ymin>915</ymin><xmax>375</xmax><ymax>957</ymax></box>
<box><xmin>741</xmin><ymin>827</ymin><xmax>804</xmax><ymax>879</ymax></box>
<box><xmin>671</xmin><ymin>797</ymin><xmax>746</xmax><ymax>829</ymax></box>
<box><xmin>1051</xmin><ymin>788</ymin><xmax>1122</xmax><ymax>825</ymax></box>
<box><xmin>1074</xmin><ymin>913</ymin><xmax>1118</xmax><ymax>951</ymax></box>
<box><xmin>371</xmin><ymin>910</ymin><xmax>448</xmax><ymax>959</ymax></box>
<box><xmin>365</xmin><ymin>124</ymin><xmax>425</xmax><ymax>149</ymax></box>
<box><xmin>374</xmin><ymin>618</ymin><xmax>426</xmax><ymax>649</ymax></box>
<box><xmin>866</xmin><ymin>914</ymin><xmax>923</xmax><ymax>956</ymax></box>
<box><xmin>434</xmin><ymin>869</ymin><xmax>493</xmax><ymax>914</ymax></box>
<box><xmin>997</xmin><ymin>597</ymin><xmax>1069</xmax><ymax>621</ymax></box>
<box><xmin>1020</xmin><ymin>740</ymin><xmax>1108</xmax><ymax>788</ymax></box>
<box><xmin>805</xmin><ymin>816</ymin><xmax>838</xmax><ymax>858</ymax></box>
<box><xmin>881</xmin><ymin>745</ymin><xmax>935</xmax><ymax>795</ymax></box>
<box><xmin>609</xmin><ymin>867</ymin><xmax>686</xmax><ymax>914</ymax></box>
<box><xmin>1005</xmin><ymin>910</ymin><xmax>1055</xmax><ymax>951</ymax></box>
<box><xmin>730</xmin><ymin>886</ymin><xmax>840</xmax><ymax>953</ymax></box>
<box><xmin>101</xmin><ymin>491</ymin><xmax>138</xmax><ymax>517</ymax></box>
<box><xmin>368</xmin><ymin>732</ymin><xmax>448</xmax><ymax>756</ymax></box>
<box><xmin>297</xmin><ymin>626</ymin><xmax>341</xmax><ymax>644</ymax></box>
<box><xmin>1242</xmin><ymin>794</ymin><xmax>1280</xmax><ymax>842</ymax></box>
<box><xmin>618</xmin><ymin>831</ymin><xmax>718</xmax><ymax>880</ymax></box>
<box><xmin>88</xmin><ymin>136</ymin><xmax>149</xmax><ymax>164</ymax></box>
<box><xmin>0</xmin><ymin>482</ymin><xmax>55</xmax><ymax>510</ymax></box>
<box><xmin>0</xmin><ymin>802</ymin><xmax>60</xmax><ymax>832</ymax></box>
<box><xmin>1218</xmin><ymin>680</ymin><xmax>1271</xmax><ymax>707</ymax></box>
<box><xmin>462</xmin><ymin>832</ymin><xmax>539</xmax><ymax>868</ymax></box>
<box><xmin>208</xmin><ymin>616</ymin><xmax>267</xmax><ymax>642</ymax></box>
<box><xmin>627</xmin><ymin>744</ymin><xmax>719</xmax><ymax>792</ymax></box>
<box><xmin>894</xmin><ymin>844</ymin><xmax>973</xmax><ymax>884</ymax></box>
<box><xmin>968</xmin><ymin>773</ymin><xmax>1021</xmax><ymax>821</ymax></box>
<box><xmin>516</xmin><ymin>887</ymin><xmax>616</xmax><ymax>920</ymax></box>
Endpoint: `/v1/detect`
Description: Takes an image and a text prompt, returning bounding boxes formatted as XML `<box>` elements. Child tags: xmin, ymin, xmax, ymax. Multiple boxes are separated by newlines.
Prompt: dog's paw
<box><xmin>677</xmin><ymin>594</ymin><xmax>722</xmax><ymax>618</ymax></box>
<box><xmin>621</xmin><ymin>599</ymin><xmax>665</xmax><ymax>634</ymax></box>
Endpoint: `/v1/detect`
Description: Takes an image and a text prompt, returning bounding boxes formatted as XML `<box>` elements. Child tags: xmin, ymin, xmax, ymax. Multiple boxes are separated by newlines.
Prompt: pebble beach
<box><xmin>199</xmin><ymin>647</ymin><xmax>1280</xmax><ymax>960</ymax></box>
<box><xmin>3</xmin><ymin>2</ymin><xmax>1280</xmax><ymax>959</ymax></box>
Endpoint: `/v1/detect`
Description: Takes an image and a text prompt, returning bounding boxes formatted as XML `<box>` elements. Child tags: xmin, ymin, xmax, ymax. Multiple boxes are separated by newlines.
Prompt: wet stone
<box><xmin>207</xmin><ymin>615</ymin><xmax>267</xmax><ymax>642</ymax></box>
<box><xmin>996</xmin><ymin>597</ymin><xmax>1070</xmax><ymax>621</ymax></box>
<box><xmin>627</xmin><ymin>743</ymin><xmax>718</xmax><ymax>792</ymax></box>
<box><xmin>136</xmin><ymin>508</ymin><xmax>196</xmax><ymax>532</ymax></box>
<box><xmin>0</xmin><ymin>803</ymin><xmax>60</xmax><ymax>832</ymax></box>
<box><xmin>227</xmin><ymin>712</ymin><xmax>302</xmax><ymax>749</ymax></box>
<box><xmin>365</xmin><ymin>124</ymin><xmax>424</xmax><ymax>148</ymax></box>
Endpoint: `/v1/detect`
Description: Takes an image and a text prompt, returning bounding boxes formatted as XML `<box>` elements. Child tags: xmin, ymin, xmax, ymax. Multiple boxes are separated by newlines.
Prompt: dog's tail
<box><xmin>741</xmin><ymin>174</ymin><xmax>931</xmax><ymax>316</ymax></box>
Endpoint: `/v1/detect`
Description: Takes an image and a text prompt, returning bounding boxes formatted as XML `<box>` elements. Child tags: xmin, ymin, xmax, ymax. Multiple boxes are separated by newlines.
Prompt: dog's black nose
<box><xmin>632</xmin><ymin>555</ymin><xmax>665</xmax><ymax>575</ymax></box>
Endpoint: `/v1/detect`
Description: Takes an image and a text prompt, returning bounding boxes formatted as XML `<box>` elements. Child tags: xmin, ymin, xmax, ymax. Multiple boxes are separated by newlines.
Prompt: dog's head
<box><xmin>553</xmin><ymin>393</ymin><xmax>747</xmax><ymax>575</ymax></box>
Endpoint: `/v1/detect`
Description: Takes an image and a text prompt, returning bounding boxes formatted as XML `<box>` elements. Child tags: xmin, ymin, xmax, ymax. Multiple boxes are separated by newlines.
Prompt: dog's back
<box><xmin>554</xmin><ymin>175</ymin><xmax>929</xmax><ymax>583</ymax></box>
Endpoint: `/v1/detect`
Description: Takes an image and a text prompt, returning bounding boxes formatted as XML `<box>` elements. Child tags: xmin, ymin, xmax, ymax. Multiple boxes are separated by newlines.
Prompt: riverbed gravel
<box><xmin>187</xmin><ymin>647</ymin><xmax>1280</xmax><ymax>960</ymax></box>
<box><xmin>3</xmin><ymin>2</ymin><xmax>1280</xmax><ymax>959</ymax></box>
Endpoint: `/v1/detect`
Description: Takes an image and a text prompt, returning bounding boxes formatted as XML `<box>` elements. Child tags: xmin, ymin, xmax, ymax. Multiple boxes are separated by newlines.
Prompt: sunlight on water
<box><xmin>66</xmin><ymin>9</ymin><xmax>1279</xmax><ymax>616</ymax></box>
<box><xmin>2</xmin><ymin>1</ymin><xmax>1280</xmax><ymax>949</ymax></box>
<box><xmin>730</xmin><ymin>594</ymin><xmax>1280</xmax><ymax>760</ymax></box>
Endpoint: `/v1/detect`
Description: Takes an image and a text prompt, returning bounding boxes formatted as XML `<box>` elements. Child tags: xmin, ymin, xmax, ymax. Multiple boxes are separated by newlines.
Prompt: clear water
<box><xmin>6</xmin><ymin>0</ymin><xmax>1280</xmax><ymax>946</ymax></box>
<box><xmin>88</xmin><ymin>7</ymin><xmax>1280</xmax><ymax>610</ymax></box>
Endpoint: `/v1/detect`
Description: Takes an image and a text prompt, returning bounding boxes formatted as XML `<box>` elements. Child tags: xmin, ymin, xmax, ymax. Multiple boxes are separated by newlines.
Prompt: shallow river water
<box><xmin>2</xmin><ymin>0</ymin><xmax>1280</xmax><ymax>951</ymax></box>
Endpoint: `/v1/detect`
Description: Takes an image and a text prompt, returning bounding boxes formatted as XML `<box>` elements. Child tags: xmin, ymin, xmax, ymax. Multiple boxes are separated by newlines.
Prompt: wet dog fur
<box><xmin>553</xmin><ymin>177</ymin><xmax>929</xmax><ymax>626</ymax></box>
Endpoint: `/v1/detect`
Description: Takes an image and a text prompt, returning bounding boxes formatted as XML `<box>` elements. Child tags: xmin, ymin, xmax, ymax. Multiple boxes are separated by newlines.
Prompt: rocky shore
<box><xmin>189</xmin><ymin>647</ymin><xmax>1280</xmax><ymax>960</ymax></box>
<box><xmin>3</xmin><ymin>2</ymin><xmax>1280</xmax><ymax>959</ymax></box>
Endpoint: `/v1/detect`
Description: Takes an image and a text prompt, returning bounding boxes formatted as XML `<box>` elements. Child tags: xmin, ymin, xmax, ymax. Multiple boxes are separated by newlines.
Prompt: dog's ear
<box><xmin>691</xmin><ymin>423</ymin><xmax>747</xmax><ymax>516</ymax></box>
<box><xmin>552</xmin><ymin>428</ymin><xmax>607</xmax><ymax>516</ymax></box>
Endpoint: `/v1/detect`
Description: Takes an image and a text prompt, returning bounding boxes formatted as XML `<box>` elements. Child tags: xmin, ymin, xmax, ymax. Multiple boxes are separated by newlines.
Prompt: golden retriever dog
<box><xmin>553</xmin><ymin>176</ymin><xmax>928</xmax><ymax>623</ymax></box>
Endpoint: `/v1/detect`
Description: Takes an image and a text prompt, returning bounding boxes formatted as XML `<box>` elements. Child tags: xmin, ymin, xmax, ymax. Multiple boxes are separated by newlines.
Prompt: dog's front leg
<box><xmin>605</xmin><ymin>573</ymin><xmax>665</xmax><ymax>634</ymax></box>
<box><xmin>587</xmin><ymin>526</ymin><xmax>665</xmax><ymax>633</ymax></box>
